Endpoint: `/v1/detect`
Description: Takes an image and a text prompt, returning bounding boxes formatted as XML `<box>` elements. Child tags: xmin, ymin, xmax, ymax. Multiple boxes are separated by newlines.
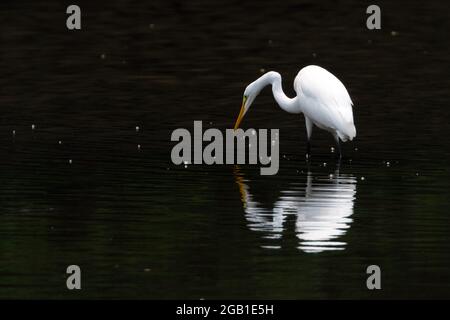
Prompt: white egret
<box><xmin>234</xmin><ymin>65</ymin><xmax>356</xmax><ymax>158</ymax></box>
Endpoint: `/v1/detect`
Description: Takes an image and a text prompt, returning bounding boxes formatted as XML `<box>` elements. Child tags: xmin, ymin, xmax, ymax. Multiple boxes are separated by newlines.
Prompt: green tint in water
<box><xmin>0</xmin><ymin>0</ymin><xmax>449</xmax><ymax>299</ymax></box>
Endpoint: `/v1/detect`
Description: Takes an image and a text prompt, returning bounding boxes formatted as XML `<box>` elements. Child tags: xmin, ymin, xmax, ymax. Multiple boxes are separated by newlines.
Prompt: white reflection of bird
<box><xmin>233</xmin><ymin>65</ymin><xmax>356</xmax><ymax>158</ymax></box>
<box><xmin>234</xmin><ymin>169</ymin><xmax>357</xmax><ymax>253</ymax></box>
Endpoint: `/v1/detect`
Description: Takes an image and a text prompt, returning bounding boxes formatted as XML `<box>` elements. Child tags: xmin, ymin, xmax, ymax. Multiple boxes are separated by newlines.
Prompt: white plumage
<box><xmin>294</xmin><ymin>65</ymin><xmax>356</xmax><ymax>142</ymax></box>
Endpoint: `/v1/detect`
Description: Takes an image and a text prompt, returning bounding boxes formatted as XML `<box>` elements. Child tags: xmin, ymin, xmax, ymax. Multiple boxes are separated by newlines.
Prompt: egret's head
<box><xmin>233</xmin><ymin>83</ymin><xmax>259</xmax><ymax>130</ymax></box>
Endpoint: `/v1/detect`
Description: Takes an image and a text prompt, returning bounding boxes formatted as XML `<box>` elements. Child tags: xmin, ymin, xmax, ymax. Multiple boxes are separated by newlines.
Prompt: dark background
<box><xmin>0</xmin><ymin>0</ymin><xmax>449</xmax><ymax>299</ymax></box>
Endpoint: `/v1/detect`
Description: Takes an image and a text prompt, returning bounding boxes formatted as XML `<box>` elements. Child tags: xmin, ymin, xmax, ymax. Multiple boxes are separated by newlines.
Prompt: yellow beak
<box><xmin>233</xmin><ymin>96</ymin><xmax>247</xmax><ymax>130</ymax></box>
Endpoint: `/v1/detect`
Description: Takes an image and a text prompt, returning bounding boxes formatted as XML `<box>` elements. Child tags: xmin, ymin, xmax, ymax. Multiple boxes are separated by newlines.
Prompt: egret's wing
<box><xmin>294</xmin><ymin>66</ymin><xmax>355</xmax><ymax>140</ymax></box>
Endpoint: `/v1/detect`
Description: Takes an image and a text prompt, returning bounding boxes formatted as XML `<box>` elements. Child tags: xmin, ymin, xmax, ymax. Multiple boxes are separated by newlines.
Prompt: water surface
<box><xmin>0</xmin><ymin>0</ymin><xmax>449</xmax><ymax>299</ymax></box>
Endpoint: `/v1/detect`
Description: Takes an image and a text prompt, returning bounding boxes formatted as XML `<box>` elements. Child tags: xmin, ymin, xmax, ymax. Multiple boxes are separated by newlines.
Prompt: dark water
<box><xmin>0</xmin><ymin>0</ymin><xmax>449</xmax><ymax>299</ymax></box>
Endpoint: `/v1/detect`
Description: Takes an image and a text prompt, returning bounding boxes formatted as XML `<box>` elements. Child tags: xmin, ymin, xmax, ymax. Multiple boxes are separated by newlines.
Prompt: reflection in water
<box><xmin>235</xmin><ymin>168</ymin><xmax>357</xmax><ymax>253</ymax></box>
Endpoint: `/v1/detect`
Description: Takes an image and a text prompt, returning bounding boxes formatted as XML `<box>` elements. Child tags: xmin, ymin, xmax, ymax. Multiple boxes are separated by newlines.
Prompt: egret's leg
<box><xmin>333</xmin><ymin>133</ymin><xmax>342</xmax><ymax>159</ymax></box>
<box><xmin>306</xmin><ymin>141</ymin><xmax>311</xmax><ymax>159</ymax></box>
<box><xmin>305</xmin><ymin>116</ymin><xmax>313</xmax><ymax>159</ymax></box>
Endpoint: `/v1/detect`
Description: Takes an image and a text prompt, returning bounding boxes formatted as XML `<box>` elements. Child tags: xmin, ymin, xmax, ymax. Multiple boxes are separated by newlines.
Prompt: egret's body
<box><xmin>234</xmin><ymin>65</ymin><xmax>356</xmax><ymax>158</ymax></box>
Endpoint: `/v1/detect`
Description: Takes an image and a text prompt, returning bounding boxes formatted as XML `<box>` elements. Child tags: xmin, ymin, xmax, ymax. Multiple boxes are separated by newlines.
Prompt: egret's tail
<box><xmin>337</xmin><ymin>124</ymin><xmax>356</xmax><ymax>142</ymax></box>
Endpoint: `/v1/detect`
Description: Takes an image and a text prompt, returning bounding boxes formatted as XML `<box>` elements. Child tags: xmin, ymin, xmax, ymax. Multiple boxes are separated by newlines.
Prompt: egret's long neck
<box><xmin>257</xmin><ymin>72</ymin><xmax>300</xmax><ymax>114</ymax></box>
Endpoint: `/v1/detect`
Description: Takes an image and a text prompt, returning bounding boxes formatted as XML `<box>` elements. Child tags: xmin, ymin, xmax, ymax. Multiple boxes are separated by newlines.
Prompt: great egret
<box><xmin>233</xmin><ymin>65</ymin><xmax>356</xmax><ymax>158</ymax></box>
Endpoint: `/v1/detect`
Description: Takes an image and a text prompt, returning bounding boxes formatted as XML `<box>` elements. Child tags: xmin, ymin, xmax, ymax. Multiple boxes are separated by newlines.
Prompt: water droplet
<box><xmin>31</xmin><ymin>124</ymin><xmax>35</xmax><ymax>130</ymax></box>
<box><xmin>58</xmin><ymin>140</ymin><xmax>62</xmax><ymax>145</ymax></box>
<box><xmin>329</xmin><ymin>174</ymin><xmax>334</xmax><ymax>179</ymax></box>
<box><xmin>354</xmin><ymin>147</ymin><xmax>358</xmax><ymax>151</ymax></box>
<box><xmin>136</xmin><ymin>126</ymin><xmax>140</xmax><ymax>132</ymax></box>
<box><xmin>323</xmin><ymin>162</ymin><xmax>327</xmax><ymax>167</ymax></box>
<box><xmin>100</xmin><ymin>53</ymin><xmax>106</xmax><ymax>59</ymax></box>
<box><xmin>260</xmin><ymin>68</ymin><xmax>265</xmax><ymax>73</ymax></box>
<box><xmin>312</xmin><ymin>53</ymin><xmax>317</xmax><ymax>58</ymax></box>
<box><xmin>137</xmin><ymin>144</ymin><xmax>141</xmax><ymax>150</ymax></box>
<box><xmin>330</xmin><ymin>147</ymin><xmax>335</xmax><ymax>153</ymax></box>
<box><xmin>69</xmin><ymin>159</ymin><xmax>72</xmax><ymax>164</ymax></box>
<box><xmin>251</xmin><ymin>129</ymin><xmax>256</xmax><ymax>135</ymax></box>
<box><xmin>12</xmin><ymin>130</ymin><xmax>16</xmax><ymax>136</ymax></box>
<box><xmin>361</xmin><ymin>176</ymin><xmax>365</xmax><ymax>181</ymax></box>
<box><xmin>386</xmin><ymin>161</ymin><xmax>390</xmax><ymax>167</ymax></box>
<box><xmin>144</xmin><ymin>268</ymin><xmax>151</xmax><ymax>272</ymax></box>
<box><xmin>391</xmin><ymin>31</ymin><xmax>398</xmax><ymax>36</ymax></box>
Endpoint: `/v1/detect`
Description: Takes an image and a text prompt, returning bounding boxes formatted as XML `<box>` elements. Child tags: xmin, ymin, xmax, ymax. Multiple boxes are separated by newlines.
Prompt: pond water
<box><xmin>0</xmin><ymin>0</ymin><xmax>449</xmax><ymax>299</ymax></box>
